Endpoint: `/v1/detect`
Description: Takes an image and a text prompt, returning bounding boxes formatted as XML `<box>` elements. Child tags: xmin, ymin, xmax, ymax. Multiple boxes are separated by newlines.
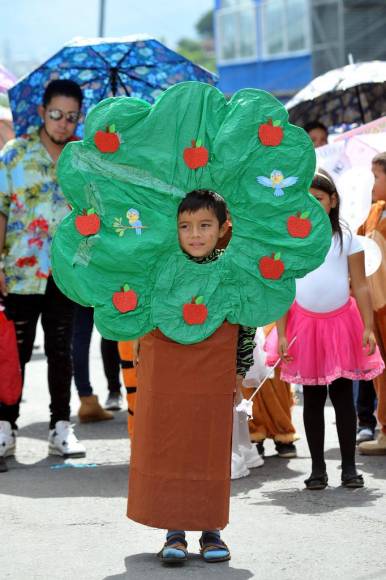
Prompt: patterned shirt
<box><xmin>191</xmin><ymin>249</ymin><xmax>256</xmax><ymax>377</ymax></box>
<box><xmin>0</xmin><ymin>129</ymin><xmax>69</xmax><ymax>294</ymax></box>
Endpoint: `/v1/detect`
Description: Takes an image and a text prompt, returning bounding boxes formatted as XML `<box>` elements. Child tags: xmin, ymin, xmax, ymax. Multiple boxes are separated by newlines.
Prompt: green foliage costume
<box><xmin>52</xmin><ymin>81</ymin><xmax>331</xmax><ymax>344</ymax></box>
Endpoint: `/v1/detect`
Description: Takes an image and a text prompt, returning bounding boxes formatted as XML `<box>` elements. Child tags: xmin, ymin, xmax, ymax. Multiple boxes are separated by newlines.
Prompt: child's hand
<box><xmin>363</xmin><ymin>328</ymin><xmax>376</xmax><ymax>355</ymax></box>
<box><xmin>278</xmin><ymin>336</ymin><xmax>293</xmax><ymax>363</ymax></box>
<box><xmin>235</xmin><ymin>374</ymin><xmax>243</xmax><ymax>404</ymax></box>
<box><xmin>132</xmin><ymin>339</ymin><xmax>140</xmax><ymax>367</ymax></box>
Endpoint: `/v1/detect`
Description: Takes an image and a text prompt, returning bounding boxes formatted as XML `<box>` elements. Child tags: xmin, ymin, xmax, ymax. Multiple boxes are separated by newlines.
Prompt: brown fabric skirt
<box><xmin>127</xmin><ymin>322</ymin><xmax>238</xmax><ymax>531</ymax></box>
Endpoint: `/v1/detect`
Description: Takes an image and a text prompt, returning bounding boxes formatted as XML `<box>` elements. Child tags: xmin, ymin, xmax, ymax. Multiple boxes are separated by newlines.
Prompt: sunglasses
<box><xmin>46</xmin><ymin>109</ymin><xmax>81</xmax><ymax>124</ymax></box>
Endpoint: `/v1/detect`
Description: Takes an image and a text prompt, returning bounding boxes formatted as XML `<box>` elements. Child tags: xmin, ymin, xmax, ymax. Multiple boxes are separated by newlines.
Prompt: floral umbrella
<box><xmin>8</xmin><ymin>35</ymin><xmax>217</xmax><ymax>138</ymax></box>
<box><xmin>286</xmin><ymin>61</ymin><xmax>386</xmax><ymax>128</ymax></box>
<box><xmin>51</xmin><ymin>82</ymin><xmax>331</xmax><ymax>344</ymax></box>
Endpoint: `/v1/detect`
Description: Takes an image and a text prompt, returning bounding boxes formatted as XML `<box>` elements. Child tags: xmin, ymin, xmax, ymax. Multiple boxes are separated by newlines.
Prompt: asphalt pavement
<box><xmin>1</xmin><ymin>324</ymin><xmax>386</xmax><ymax>580</ymax></box>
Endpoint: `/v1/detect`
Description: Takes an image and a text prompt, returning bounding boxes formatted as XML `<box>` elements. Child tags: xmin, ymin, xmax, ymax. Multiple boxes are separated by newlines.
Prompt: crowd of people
<box><xmin>0</xmin><ymin>77</ymin><xmax>385</xmax><ymax>566</ymax></box>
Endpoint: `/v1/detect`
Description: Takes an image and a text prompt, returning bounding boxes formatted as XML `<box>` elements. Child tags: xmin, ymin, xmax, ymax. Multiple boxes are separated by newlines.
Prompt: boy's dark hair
<box><xmin>178</xmin><ymin>189</ymin><xmax>227</xmax><ymax>226</ymax></box>
<box><xmin>304</xmin><ymin>121</ymin><xmax>328</xmax><ymax>135</ymax></box>
<box><xmin>372</xmin><ymin>152</ymin><xmax>386</xmax><ymax>174</ymax></box>
<box><xmin>43</xmin><ymin>79</ymin><xmax>83</xmax><ymax>108</ymax></box>
<box><xmin>311</xmin><ymin>168</ymin><xmax>343</xmax><ymax>248</ymax></box>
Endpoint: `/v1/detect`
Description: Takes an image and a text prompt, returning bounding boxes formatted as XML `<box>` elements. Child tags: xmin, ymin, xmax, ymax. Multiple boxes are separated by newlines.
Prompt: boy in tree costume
<box><xmin>52</xmin><ymin>82</ymin><xmax>331</xmax><ymax>564</ymax></box>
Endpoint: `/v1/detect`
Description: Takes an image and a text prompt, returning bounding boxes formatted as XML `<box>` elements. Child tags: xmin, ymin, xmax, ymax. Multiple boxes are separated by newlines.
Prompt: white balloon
<box><xmin>357</xmin><ymin>235</ymin><xmax>382</xmax><ymax>277</ymax></box>
<box><xmin>336</xmin><ymin>168</ymin><xmax>373</xmax><ymax>231</ymax></box>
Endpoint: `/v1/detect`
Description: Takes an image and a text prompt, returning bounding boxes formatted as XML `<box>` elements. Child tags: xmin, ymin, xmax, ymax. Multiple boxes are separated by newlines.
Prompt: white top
<box><xmin>296</xmin><ymin>231</ymin><xmax>363</xmax><ymax>313</ymax></box>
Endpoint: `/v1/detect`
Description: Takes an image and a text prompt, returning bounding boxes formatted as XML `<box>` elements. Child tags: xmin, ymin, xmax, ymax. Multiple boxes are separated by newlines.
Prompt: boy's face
<box><xmin>372</xmin><ymin>163</ymin><xmax>386</xmax><ymax>202</ymax></box>
<box><xmin>178</xmin><ymin>207</ymin><xmax>227</xmax><ymax>258</ymax></box>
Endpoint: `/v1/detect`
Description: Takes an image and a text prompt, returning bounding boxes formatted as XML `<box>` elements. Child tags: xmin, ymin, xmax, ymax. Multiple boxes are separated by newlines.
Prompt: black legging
<box><xmin>303</xmin><ymin>378</ymin><xmax>357</xmax><ymax>475</ymax></box>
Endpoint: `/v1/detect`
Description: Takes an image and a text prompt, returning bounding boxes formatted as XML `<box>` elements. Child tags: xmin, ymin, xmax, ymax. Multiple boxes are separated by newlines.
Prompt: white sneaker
<box><xmin>240</xmin><ymin>444</ymin><xmax>264</xmax><ymax>469</ymax></box>
<box><xmin>356</xmin><ymin>427</ymin><xmax>374</xmax><ymax>444</ymax></box>
<box><xmin>0</xmin><ymin>421</ymin><xmax>16</xmax><ymax>458</ymax></box>
<box><xmin>104</xmin><ymin>393</ymin><xmax>123</xmax><ymax>411</ymax></box>
<box><xmin>48</xmin><ymin>421</ymin><xmax>86</xmax><ymax>457</ymax></box>
<box><xmin>231</xmin><ymin>452</ymin><xmax>250</xmax><ymax>480</ymax></box>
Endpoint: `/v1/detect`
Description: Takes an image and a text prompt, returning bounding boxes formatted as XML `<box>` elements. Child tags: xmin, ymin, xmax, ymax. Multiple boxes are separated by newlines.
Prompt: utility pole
<box><xmin>99</xmin><ymin>0</ymin><xmax>106</xmax><ymax>37</ymax></box>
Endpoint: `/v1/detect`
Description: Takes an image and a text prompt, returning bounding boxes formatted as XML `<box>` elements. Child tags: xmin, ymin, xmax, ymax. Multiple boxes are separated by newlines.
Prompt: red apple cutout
<box><xmin>183</xmin><ymin>139</ymin><xmax>209</xmax><ymax>170</ymax></box>
<box><xmin>287</xmin><ymin>212</ymin><xmax>312</xmax><ymax>238</ymax></box>
<box><xmin>259</xmin><ymin>252</ymin><xmax>285</xmax><ymax>280</ymax></box>
<box><xmin>183</xmin><ymin>296</ymin><xmax>208</xmax><ymax>325</ymax></box>
<box><xmin>112</xmin><ymin>284</ymin><xmax>138</xmax><ymax>313</ymax></box>
<box><xmin>258</xmin><ymin>119</ymin><xmax>284</xmax><ymax>147</ymax></box>
<box><xmin>94</xmin><ymin>123</ymin><xmax>120</xmax><ymax>153</ymax></box>
<box><xmin>75</xmin><ymin>209</ymin><xmax>101</xmax><ymax>236</ymax></box>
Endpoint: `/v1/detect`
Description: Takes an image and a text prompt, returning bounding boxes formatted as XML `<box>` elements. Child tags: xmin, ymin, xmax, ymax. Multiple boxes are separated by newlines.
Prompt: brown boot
<box><xmin>359</xmin><ymin>431</ymin><xmax>386</xmax><ymax>455</ymax></box>
<box><xmin>78</xmin><ymin>395</ymin><xmax>114</xmax><ymax>423</ymax></box>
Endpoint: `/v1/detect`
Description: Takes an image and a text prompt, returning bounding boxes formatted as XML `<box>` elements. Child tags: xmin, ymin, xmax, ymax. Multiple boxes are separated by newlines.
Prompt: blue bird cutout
<box><xmin>257</xmin><ymin>170</ymin><xmax>298</xmax><ymax>197</ymax></box>
<box><xmin>126</xmin><ymin>208</ymin><xmax>143</xmax><ymax>235</ymax></box>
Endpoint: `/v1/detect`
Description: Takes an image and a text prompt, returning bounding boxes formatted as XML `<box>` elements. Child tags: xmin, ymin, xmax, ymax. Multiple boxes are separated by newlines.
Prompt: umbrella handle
<box><xmin>246</xmin><ymin>336</ymin><xmax>297</xmax><ymax>404</ymax></box>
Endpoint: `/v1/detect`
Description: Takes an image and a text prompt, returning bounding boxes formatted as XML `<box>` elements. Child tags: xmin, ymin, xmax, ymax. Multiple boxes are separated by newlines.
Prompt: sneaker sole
<box><xmin>0</xmin><ymin>445</ymin><xmax>16</xmax><ymax>459</ymax></box>
<box><xmin>356</xmin><ymin>437</ymin><xmax>374</xmax><ymax>444</ymax></box>
<box><xmin>359</xmin><ymin>448</ymin><xmax>386</xmax><ymax>456</ymax></box>
<box><xmin>79</xmin><ymin>416</ymin><xmax>114</xmax><ymax>423</ymax></box>
<box><xmin>48</xmin><ymin>446</ymin><xmax>86</xmax><ymax>458</ymax></box>
<box><xmin>0</xmin><ymin>457</ymin><xmax>8</xmax><ymax>472</ymax></box>
<box><xmin>231</xmin><ymin>468</ymin><xmax>250</xmax><ymax>479</ymax></box>
<box><xmin>246</xmin><ymin>459</ymin><xmax>264</xmax><ymax>468</ymax></box>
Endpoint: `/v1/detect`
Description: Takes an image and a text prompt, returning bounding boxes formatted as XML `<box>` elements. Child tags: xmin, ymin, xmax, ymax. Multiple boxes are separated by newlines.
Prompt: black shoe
<box><xmin>256</xmin><ymin>442</ymin><xmax>265</xmax><ymax>457</ymax></box>
<box><xmin>341</xmin><ymin>471</ymin><xmax>364</xmax><ymax>488</ymax></box>
<box><xmin>0</xmin><ymin>456</ymin><xmax>8</xmax><ymax>473</ymax></box>
<box><xmin>304</xmin><ymin>472</ymin><xmax>328</xmax><ymax>490</ymax></box>
<box><xmin>275</xmin><ymin>442</ymin><xmax>297</xmax><ymax>458</ymax></box>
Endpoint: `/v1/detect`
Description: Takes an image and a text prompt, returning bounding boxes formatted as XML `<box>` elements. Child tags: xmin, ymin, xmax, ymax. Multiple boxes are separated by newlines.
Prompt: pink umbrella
<box><xmin>0</xmin><ymin>63</ymin><xmax>16</xmax><ymax>94</ymax></box>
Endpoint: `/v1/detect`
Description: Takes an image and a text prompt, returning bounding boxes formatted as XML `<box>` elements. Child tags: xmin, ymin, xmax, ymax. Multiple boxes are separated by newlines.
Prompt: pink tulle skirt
<box><xmin>264</xmin><ymin>298</ymin><xmax>385</xmax><ymax>385</ymax></box>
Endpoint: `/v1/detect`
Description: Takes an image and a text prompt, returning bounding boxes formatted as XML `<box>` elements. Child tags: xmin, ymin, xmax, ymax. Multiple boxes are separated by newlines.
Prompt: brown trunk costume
<box><xmin>127</xmin><ymin>323</ymin><xmax>238</xmax><ymax>531</ymax></box>
<box><xmin>358</xmin><ymin>201</ymin><xmax>386</xmax><ymax>433</ymax></box>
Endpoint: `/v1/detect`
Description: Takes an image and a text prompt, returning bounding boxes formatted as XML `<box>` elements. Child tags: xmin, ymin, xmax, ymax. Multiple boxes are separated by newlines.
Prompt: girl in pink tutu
<box><xmin>267</xmin><ymin>168</ymin><xmax>385</xmax><ymax>490</ymax></box>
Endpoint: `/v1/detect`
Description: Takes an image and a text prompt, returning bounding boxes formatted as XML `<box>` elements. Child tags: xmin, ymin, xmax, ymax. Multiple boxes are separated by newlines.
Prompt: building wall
<box><xmin>215</xmin><ymin>0</ymin><xmax>312</xmax><ymax>98</ymax></box>
<box><xmin>218</xmin><ymin>55</ymin><xmax>312</xmax><ymax>97</ymax></box>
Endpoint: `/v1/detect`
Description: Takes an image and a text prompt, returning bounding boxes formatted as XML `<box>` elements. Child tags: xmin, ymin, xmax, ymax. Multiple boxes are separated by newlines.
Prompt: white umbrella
<box><xmin>286</xmin><ymin>61</ymin><xmax>386</xmax><ymax>128</ymax></box>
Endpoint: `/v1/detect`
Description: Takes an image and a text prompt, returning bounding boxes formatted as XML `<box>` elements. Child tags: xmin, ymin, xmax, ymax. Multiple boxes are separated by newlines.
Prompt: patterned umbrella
<box><xmin>0</xmin><ymin>63</ymin><xmax>16</xmax><ymax>94</ymax></box>
<box><xmin>286</xmin><ymin>61</ymin><xmax>386</xmax><ymax>129</ymax></box>
<box><xmin>8</xmin><ymin>35</ymin><xmax>217</xmax><ymax>137</ymax></box>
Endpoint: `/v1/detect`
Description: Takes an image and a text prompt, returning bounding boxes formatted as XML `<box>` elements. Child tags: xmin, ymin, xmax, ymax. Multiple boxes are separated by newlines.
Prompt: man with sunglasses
<box><xmin>0</xmin><ymin>79</ymin><xmax>85</xmax><ymax>471</ymax></box>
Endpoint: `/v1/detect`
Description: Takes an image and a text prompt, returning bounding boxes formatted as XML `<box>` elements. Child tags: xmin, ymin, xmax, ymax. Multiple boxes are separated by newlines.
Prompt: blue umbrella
<box><xmin>8</xmin><ymin>35</ymin><xmax>217</xmax><ymax>137</ymax></box>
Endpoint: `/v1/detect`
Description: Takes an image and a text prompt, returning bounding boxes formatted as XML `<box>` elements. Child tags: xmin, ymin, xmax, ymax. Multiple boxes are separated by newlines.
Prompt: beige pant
<box><xmin>242</xmin><ymin>367</ymin><xmax>299</xmax><ymax>443</ymax></box>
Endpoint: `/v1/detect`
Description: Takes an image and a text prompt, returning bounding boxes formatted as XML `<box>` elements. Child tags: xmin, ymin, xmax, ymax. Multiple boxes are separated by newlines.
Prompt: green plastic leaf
<box><xmin>195</xmin><ymin>296</ymin><xmax>204</xmax><ymax>305</ymax></box>
<box><xmin>109</xmin><ymin>124</ymin><xmax>116</xmax><ymax>133</ymax></box>
<box><xmin>123</xmin><ymin>284</ymin><xmax>130</xmax><ymax>292</ymax></box>
<box><xmin>52</xmin><ymin>82</ymin><xmax>331</xmax><ymax>344</ymax></box>
<box><xmin>196</xmin><ymin>138</ymin><xmax>202</xmax><ymax>147</ymax></box>
<box><xmin>87</xmin><ymin>208</ymin><xmax>95</xmax><ymax>215</ymax></box>
<box><xmin>85</xmin><ymin>183</ymin><xmax>104</xmax><ymax>216</ymax></box>
<box><xmin>274</xmin><ymin>252</ymin><xmax>281</xmax><ymax>261</ymax></box>
<box><xmin>273</xmin><ymin>120</ymin><xmax>281</xmax><ymax>127</ymax></box>
<box><xmin>301</xmin><ymin>211</ymin><xmax>310</xmax><ymax>219</ymax></box>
